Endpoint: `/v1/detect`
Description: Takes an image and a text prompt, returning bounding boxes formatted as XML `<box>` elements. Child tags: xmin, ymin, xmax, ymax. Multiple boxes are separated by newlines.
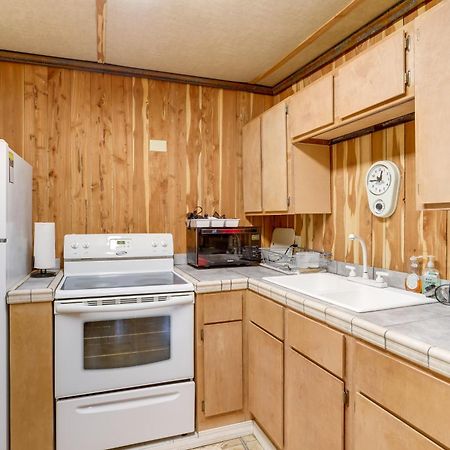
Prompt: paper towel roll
<box><xmin>34</xmin><ymin>222</ymin><xmax>55</xmax><ymax>269</ymax></box>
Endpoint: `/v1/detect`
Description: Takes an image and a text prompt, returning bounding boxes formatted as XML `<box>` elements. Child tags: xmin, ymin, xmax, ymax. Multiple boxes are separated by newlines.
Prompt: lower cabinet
<box><xmin>285</xmin><ymin>347</ymin><xmax>345</xmax><ymax>450</ymax></box>
<box><xmin>9</xmin><ymin>302</ymin><xmax>54</xmax><ymax>450</ymax></box>
<box><xmin>353</xmin><ymin>341</ymin><xmax>450</xmax><ymax>449</ymax></box>
<box><xmin>248</xmin><ymin>321</ymin><xmax>284</xmax><ymax>449</ymax></box>
<box><xmin>353</xmin><ymin>393</ymin><xmax>443</xmax><ymax>450</ymax></box>
<box><xmin>195</xmin><ymin>291</ymin><xmax>247</xmax><ymax>430</ymax></box>
<box><xmin>203</xmin><ymin>321</ymin><xmax>243</xmax><ymax>417</ymax></box>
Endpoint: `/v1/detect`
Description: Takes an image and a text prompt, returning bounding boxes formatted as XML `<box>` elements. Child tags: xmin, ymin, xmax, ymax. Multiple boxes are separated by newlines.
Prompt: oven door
<box><xmin>54</xmin><ymin>293</ymin><xmax>194</xmax><ymax>399</ymax></box>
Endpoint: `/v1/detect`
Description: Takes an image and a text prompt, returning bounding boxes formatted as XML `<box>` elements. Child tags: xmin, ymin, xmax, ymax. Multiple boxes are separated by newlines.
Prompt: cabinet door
<box><xmin>354</xmin><ymin>342</ymin><xmax>450</xmax><ymax>448</ymax></box>
<box><xmin>242</xmin><ymin>117</ymin><xmax>262</xmax><ymax>213</ymax></box>
<box><xmin>285</xmin><ymin>347</ymin><xmax>344</xmax><ymax>450</ymax></box>
<box><xmin>10</xmin><ymin>302</ymin><xmax>54</xmax><ymax>450</ymax></box>
<box><xmin>288</xmin><ymin>74</ymin><xmax>334</xmax><ymax>138</ymax></box>
<box><xmin>203</xmin><ymin>321</ymin><xmax>243</xmax><ymax>417</ymax></box>
<box><xmin>415</xmin><ymin>0</ymin><xmax>450</xmax><ymax>207</ymax></box>
<box><xmin>248</xmin><ymin>322</ymin><xmax>283</xmax><ymax>448</ymax></box>
<box><xmin>354</xmin><ymin>394</ymin><xmax>443</xmax><ymax>450</ymax></box>
<box><xmin>335</xmin><ymin>30</ymin><xmax>406</xmax><ymax>119</ymax></box>
<box><xmin>261</xmin><ymin>102</ymin><xmax>288</xmax><ymax>212</ymax></box>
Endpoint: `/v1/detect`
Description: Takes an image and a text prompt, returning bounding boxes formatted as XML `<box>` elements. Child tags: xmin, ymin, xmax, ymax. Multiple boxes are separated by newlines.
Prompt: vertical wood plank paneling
<box><xmin>201</xmin><ymin>87</ymin><xmax>220</xmax><ymax>214</ymax></box>
<box><xmin>0</xmin><ymin>63</ymin><xmax>24</xmax><ymax>154</ymax></box>
<box><xmin>371</xmin><ymin>129</ymin><xmax>387</xmax><ymax>268</ymax></box>
<box><xmin>111</xmin><ymin>76</ymin><xmax>133</xmax><ymax>233</ymax></box>
<box><xmin>24</xmin><ymin>65</ymin><xmax>48</xmax><ymax>223</ymax></box>
<box><xmin>169</xmin><ymin>83</ymin><xmax>188</xmax><ymax>253</ymax></box>
<box><xmin>89</xmin><ymin>73</ymin><xmax>113</xmax><ymax>234</ymax></box>
<box><xmin>48</xmin><ymin>68</ymin><xmax>71</xmax><ymax>256</ymax></box>
<box><xmin>70</xmin><ymin>71</ymin><xmax>90</xmax><ymax>234</ymax></box>
<box><xmin>148</xmin><ymin>80</ymin><xmax>170</xmax><ymax>233</ymax></box>
<box><xmin>332</xmin><ymin>142</ymin><xmax>346</xmax><ymax>261</ymax></box>
<box><xmin>221</xmin><ymin>90</ymin><xmax>238</xmax><ymax>218</ymax></box>
<box><xmin>186</xmin><ymin>84</ymin><xmax>202</xmax><ymax>214</ymax></box>
<box><xmin>132</xmin><ymin>77</ymin><xmax>150</xmax><ymax>233</ymax></box>
<box><xmin>385</xmin><ymin>125</ymin><xmax>405</xmax><ymax>271</ymax></box>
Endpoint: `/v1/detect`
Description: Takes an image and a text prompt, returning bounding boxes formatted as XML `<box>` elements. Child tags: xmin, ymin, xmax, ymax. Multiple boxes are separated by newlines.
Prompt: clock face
<box><xmin>367</xmin><ymin>164</ymin><xmax>392</xmax><ymax>195</ymax></box>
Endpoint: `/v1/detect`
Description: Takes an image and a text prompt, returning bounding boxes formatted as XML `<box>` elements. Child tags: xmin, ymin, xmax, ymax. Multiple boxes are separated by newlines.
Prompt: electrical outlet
<box><xmin>294</xmin><ymin>235</ymin><xmax>302</xmax><ymax>247</ymax></box>
<box><xmin>149</xmin><ymin>140</ymin><xmax>167</xmax><ymax>152</ymax></box>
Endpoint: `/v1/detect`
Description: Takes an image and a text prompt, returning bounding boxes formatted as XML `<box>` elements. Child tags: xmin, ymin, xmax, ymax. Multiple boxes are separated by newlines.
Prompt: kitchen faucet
<box><xmin>347</xmin><ymin>233</ymin><xmax>388</xmax><ymax>288</ymax></box>
<box><xmin>348</xmin><ymin>233</ymin><xmax>369</xmax><ymax>279</ymax></box>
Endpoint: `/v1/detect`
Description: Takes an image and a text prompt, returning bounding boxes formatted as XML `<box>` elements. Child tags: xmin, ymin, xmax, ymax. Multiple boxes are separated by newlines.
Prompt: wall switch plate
<box><xmin>149</xmin><ymin>139</ymin><xmax>167</xmax><ymax>152</ymax></box>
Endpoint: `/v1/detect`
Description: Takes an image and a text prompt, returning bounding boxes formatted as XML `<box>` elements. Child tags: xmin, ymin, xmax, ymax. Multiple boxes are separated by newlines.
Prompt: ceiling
<box><xmin>0</xmin><ymin>0</ymin><xmax>401</xmax><ymax>87</ymax></box>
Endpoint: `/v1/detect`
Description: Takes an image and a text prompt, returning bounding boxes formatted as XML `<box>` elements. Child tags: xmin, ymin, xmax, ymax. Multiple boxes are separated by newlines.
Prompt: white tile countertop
<box><xmin>175</xmin><ymin>264</ymin><xmax>450</xmax><ymax>378</ymax></box>
<box><xmin>6</xmin><ymin>271</ymin><xmax>63</xmax><ymax>304</ymax></box>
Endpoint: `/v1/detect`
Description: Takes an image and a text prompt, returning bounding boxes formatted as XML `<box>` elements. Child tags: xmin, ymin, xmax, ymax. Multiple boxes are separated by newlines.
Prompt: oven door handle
<box><xmin>54</xmin><ymin>295</ymin><xmax>194</xmax><ymax>314</ymax></box>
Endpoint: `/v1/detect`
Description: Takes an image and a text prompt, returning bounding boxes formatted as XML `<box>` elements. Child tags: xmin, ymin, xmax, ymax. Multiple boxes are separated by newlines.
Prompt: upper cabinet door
<box><xmin>415</xmin><ymin>0</ymin><xmax>450</xmax><ymax>207</ymax></box>
<box><xmin>242</xmin><ymin>117</ymin><xmax>262</xmax><ymax>213</ymax></box>
<box><xmin>335</xmin><ymin>30</ymin><xmax>407</xmax><ymax>119</ymax></box>
<box><xmin>288</xmin><ymin>74</ymin><xmax>334</xmax><ymax>139</ymax></box>
<box><xmin>261</xmin><ymin>102</ymin><xmax>288</xmax><ymax>212</ymax></box>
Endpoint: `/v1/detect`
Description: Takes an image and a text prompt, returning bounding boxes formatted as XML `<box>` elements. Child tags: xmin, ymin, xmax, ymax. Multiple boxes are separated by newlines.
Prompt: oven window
<box><xmin>83</xmin><ymin>316</ymin><xmax>171</xmax><ymax>369</ymax></box>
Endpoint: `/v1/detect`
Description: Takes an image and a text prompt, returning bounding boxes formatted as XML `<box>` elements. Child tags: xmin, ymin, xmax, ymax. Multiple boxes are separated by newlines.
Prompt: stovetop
<box><xmin>61</xmin><ymin>271</ymin><xmax>189</xmax><ymax>291</ymax></box>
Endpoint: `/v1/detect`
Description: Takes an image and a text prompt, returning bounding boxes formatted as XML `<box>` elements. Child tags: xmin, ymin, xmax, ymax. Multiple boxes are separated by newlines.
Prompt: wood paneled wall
<box><xmin>0</xmin><ymin>62</ymin><xmax>272</xmax><ymax>256</ymax></box>
<box><xmin>252</xmin><ymin>0</ymin><xmax>449</xmax><ymax>278</ymax></box>
<box><xmin>252</xmin><ymin>123</ymin><xmax>448</xmax><ymax>277</ymax></box>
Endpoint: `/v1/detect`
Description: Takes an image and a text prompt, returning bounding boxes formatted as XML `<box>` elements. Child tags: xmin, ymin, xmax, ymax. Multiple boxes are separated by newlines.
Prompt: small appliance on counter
<box><xmin>187</xmin><ymin>226</ymin><xmax>261</xmax><ymax>268</ymax></box>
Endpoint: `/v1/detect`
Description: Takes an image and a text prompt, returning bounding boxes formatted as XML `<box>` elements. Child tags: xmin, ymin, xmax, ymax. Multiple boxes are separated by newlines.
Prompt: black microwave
<box><xmin>187</xmin><ymin>227</ymin><xmax>261</xmax><ymax>268</ymax></box>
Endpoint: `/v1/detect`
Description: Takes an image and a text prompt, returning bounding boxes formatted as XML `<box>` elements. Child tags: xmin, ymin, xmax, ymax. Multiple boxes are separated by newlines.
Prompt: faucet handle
<box><xmin>375</xmin><ymin>271</ymin><xmax>389</xmax><ymax>284</ymax></box>
<box><xmin>346</xmin><ymin>265</ymin><xmax>356</xmax><ymax>277</ymax></box>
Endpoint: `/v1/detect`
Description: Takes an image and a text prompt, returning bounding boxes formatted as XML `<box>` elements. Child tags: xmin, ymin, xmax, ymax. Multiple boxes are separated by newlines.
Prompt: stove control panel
<box><xmin>64</xmin><ymin>234</ymin><xmax>174</xmax><ymax>260</ymax></box>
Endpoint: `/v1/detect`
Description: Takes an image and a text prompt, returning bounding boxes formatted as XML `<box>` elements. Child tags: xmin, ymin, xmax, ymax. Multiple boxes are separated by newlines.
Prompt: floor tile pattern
<box><xmin>194</xmin><ymin>435</ymin><xmax>262</xmax><ymax>450</ymax></box>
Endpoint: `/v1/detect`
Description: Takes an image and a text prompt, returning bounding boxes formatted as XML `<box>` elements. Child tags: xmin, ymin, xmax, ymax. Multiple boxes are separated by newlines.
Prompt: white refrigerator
<box><xmin>0</xmin><ymin>139</ymin><xmax>32</xmax><ymax>450</ymax></box>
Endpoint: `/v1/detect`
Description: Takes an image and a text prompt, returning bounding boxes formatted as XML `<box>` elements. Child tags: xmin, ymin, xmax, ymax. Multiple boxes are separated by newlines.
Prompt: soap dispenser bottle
<box><xmin>422</xmin><ymin>255</ymin><xmax>441</xmax><ymax>298</ymax></box>
<box><xmin>405</xmin><ymin>256</ymin><xmax>422</xmax><ymax>293</ymax></box>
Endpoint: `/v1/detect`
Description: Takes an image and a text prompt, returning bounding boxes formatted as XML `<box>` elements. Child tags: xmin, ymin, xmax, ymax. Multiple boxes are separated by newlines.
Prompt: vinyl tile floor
<box><xmin>193</xmin><ymin>434</ymin><xmax>262</xmax><ymax>450</ymax></box>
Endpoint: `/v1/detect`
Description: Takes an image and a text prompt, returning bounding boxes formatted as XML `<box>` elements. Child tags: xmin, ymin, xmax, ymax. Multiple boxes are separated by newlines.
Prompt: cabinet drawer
<box><xmin>355</xmin><ymin>342</ymin><xmax>450</xmax><ymax>448</ymax></box>
<box><xmin>201</xmin><ymin>291</ymin><xmax>243</xmax><ymax>324</ymax></box>
<box><xmin>354</xmin><ymin>393</ymin><xmax>443</xmax><ymax>450</ymax></box>
<box><xmin>246</xmin><ymin>290</ymin><xmax>284</xmax><ymax>340</ymax></box>
<box><xmin>286</xmin><ymin>309</ymin><xmax>345</xmax><ymax>378</ymax></box>
<box><xmin>335</xmin><ymin>30</ymin><xmax>406</xmax><ymax>119</ymax></box>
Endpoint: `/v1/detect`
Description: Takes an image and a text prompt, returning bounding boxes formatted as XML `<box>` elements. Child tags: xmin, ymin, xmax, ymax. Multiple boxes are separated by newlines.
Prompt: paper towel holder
<box><xmin>31</xmin><ymin>222</ymin><xmax>57</xmax><ymax>278</ymax></box>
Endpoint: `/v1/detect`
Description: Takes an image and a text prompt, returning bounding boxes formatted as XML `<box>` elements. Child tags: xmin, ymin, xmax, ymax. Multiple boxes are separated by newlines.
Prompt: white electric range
<box><xmin>54</xmin><ymin>233</ymin><xmax>195</xmax><ymax>450</ymax></box>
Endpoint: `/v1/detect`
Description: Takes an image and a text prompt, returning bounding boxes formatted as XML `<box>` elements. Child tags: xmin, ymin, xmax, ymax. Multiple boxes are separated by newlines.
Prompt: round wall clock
<box><xmin>365</xmin><ymin>160</ymin><xmax>401</xmax><ymax>218</ymax></box>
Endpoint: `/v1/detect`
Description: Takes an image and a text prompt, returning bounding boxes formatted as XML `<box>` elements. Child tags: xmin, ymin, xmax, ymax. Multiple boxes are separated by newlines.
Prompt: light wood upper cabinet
<box><xmin>415</xmin><ymin>0</ymin><xmax>450</xmax><ymax>208</ymax></box>
<box><xmin>261</xmin><ymin>102</ymin><xmax>289</xmax><ymax>213</ymax></box>
<box><xmin>288</xmin><ymin>74</ymin><xmax>334</xmax><ymax>139</ymax></box>
<box><xmin>335</xmin><ymin>30</ymin><xmax>407</xmax><ymax>119</ymax></box>
<box><xmin>242</xmin><ymin>117</ymin><xmax>262</xmax><ymax>213</ymax></box>
<box><xmin>285</xmin><ymin>347</ymin><xmax>345</xmax><ymax>450</ymax></box>
<box><xmin>242</xmin><ymin>102</ymin><xmax>331</xmax><ymax>215</ymax></box>
<box><xmin>248</xmin><ymin>322</ymin><xmax>284</xmax><ymax>449</ymax></box>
